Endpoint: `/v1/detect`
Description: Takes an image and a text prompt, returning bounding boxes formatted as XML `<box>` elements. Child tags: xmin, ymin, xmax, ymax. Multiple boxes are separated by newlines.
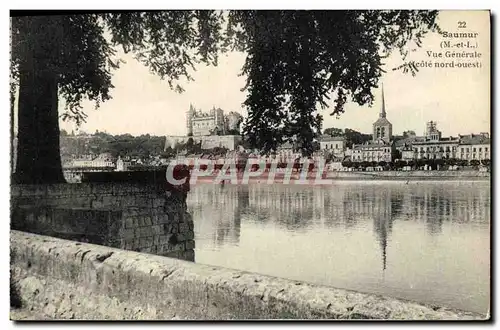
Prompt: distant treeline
<box><xmin>323</xmin><ymin>128</ymin><xmax>372</xmax><ymax>148</ymax></box>
<box><xmin>60</xmin><ymin>130</ymin><xmax>165</xmax><ymax>160</ymax></box>
<box><xmin>323</xmin><ymin>127</ymin><xmax>413</xmax><ymax>147</ymax></box>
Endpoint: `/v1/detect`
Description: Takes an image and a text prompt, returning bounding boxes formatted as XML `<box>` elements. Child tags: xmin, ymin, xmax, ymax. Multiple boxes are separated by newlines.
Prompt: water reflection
<box><xmin>190</xmin><ymin>183</ymin><xmax>489</xmax><ymax>248</ymax></box>
<box><xmin>187</xmin><ymin>182</ymin><xmax>490</xmax><ymax>313</ymax></box>
<box><xmin>189</xmin><ymin>185</ymin><xmax>245</xmax><ymax>248</ymax></box>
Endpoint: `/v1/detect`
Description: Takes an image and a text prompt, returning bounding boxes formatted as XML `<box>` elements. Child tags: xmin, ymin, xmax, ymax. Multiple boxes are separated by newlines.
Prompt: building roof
<box><xmin>373</xmin><ymin>117</ymin><xmax>392</xmax><ymax>126</ymax></box>
<box><xmin>319</xmin><ymin>135</ymin><xmax>345</xmax><ymax>142</ymax></box>
<box><xmin>412</xmin><ymin>139</ymin><xmax>459</xmax><ymax>146</ymax></box>
<box><xmin>353</xmin><ymin>142</ymin><xmax>391</xmax><ymax>150</ymax></box>
<box><xmin>459</xmin><ymin>134</ymin><xmax>491</xmax><ymax>145</ymax></box>
<box><xmin>394</xmin><ymin>136</ymin><xmax>426</xmax><ymax>147</ymax></box>
<box><xmin>439</xmin><ymin>136</ymin><xmax>459</xmax><ymax>142</ymax></box>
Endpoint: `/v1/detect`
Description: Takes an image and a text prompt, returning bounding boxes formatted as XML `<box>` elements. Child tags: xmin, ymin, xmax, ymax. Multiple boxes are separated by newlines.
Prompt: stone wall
<box><xmin>10</xmin><ymin>231</ymin><xmax>485</xmax><ymax>320</ymax></box>
<box><xmin>11</xmin><ymin>183</ymin><xmax>194</xmax><ymax>261</ymax></box>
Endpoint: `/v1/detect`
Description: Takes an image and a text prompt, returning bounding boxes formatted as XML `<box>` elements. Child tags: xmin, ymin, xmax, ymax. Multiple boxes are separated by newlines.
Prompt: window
<box><xmin>473</xmin><ymin>148</ymin><xmax>476</xmax><ymax>152</ymax></box>
<box><xmin>485</xmin><ymin>147</ymin><xmax>488</xmax><ymax>152</ymax></box>
<box><xmin>466</xmin><ymin>148</ymin><xmax>469</xmax><ymax>153</ymax></box>
<box><xmin>381</xmin><ymin>127</ymin><xmax>385</xmax><ymax>138</ymax></box>
<box><xmin>479</xmin><ymin>148</ymin><xmax>482</xmax><ymax>152</ymax></box>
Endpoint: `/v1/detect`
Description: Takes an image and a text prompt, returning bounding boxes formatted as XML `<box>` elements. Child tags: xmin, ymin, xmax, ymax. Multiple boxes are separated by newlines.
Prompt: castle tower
<box><xmin>425</xmin><ymin>121</ymin><xmax>441</xmax><ymax>142</ymax></box>
<box><xmin>380</xmin><ymin>85</ymin><xmax>387</xmax><ymax>118</ymax></box>
<box><xmin>186</xmin><ymin>104</ymin><xmax>195</xmax><ymax>136</ymax></box>
<box><xmin>214</xmin><ymin>107</ymin><xmax>225</xmax><ymax>133</ymax></box>
<box><xmin>372</xmin><ymin>85</ymin><xmax>393</xmax><ymax>143</ymax></box>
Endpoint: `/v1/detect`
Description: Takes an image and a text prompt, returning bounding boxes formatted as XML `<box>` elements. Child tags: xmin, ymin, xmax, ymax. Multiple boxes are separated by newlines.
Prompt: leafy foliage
<box><xmin>60</xmin><ymin>132</ymin><xmax>165</xmax><ymax>160</ymax></box>
<box><xmin>11</xmin><ymin>15</ymin><xmax>117</xmax><ymax>125</ymax></box>
<box><xmin>60</xmin><ymin>132</ymin><xmax>231</xmax><ymax>162</ymax></box>
<box><xmin>226</xmin><ymin>10</ymin><xmax>440</xmax><ymax>155</ymax></box>
<box><xmin>343</xmin><ymin>128</ymin><xmax>372</xmax><ymax>148</ymax></box>
<box><xmin>403</xmin><ymin>130</ymin><xmax>416</xmax><ymax>137</ymax></box>
<box><xmin>11</xmin><ymin>10</ymin><xmax>440</xmax><ymax>173</ymax></box>
<box><xmin>323</xmin><ymin>127</ymin><xmax>344</xmax><ymax>137</ymax></box>
<box><xmin>10</xmin><ymin>12</ymin><xmax>225</xmax><ymax>126</ymax></box>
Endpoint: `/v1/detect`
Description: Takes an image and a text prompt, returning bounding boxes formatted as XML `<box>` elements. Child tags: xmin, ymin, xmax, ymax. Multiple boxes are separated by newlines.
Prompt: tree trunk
<box><xmin>10</xmin><ymin>87</ymin><xmax>15</xmax><ymax>177</ymax></box>
<box><xmin>13</xmin><ymin>16</ymin><xmax>65</xmax><ymax>184</ymax></box>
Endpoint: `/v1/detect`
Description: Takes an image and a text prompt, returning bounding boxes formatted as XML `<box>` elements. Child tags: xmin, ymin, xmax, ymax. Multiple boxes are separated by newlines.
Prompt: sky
<box><xmin>53</xmin><ymin>10</ymin><xmax>490</xmax><ymax>138</ymax></box>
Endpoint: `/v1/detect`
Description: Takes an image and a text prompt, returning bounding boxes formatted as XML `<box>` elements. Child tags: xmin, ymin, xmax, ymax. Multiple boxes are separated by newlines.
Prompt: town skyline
<box><xmin>11</xmin><ymin>11</ymin><xmax>490</xmax><ymax>139</ymax></box>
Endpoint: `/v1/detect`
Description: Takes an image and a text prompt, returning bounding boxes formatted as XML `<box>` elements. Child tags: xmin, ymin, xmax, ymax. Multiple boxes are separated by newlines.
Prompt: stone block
<box><xmin>165</xmin><ymin>242</ymin><xmax>184</xmax><ymax>252</ymax></box>
<box><xmin>183</xmin><ymin>212</ymin><xmax>193</xmax><ymax>223</ymax></box>
<box><xmin>11</xmin><ymin>185</ymin><xmax>22</xmax><ymax>197</ymax></box>
<box><xmin>76</xmin><ymin>183</ymin><xmax>94</xmax><ymax>196</ymax></box>
<box><xmin>156</xmin><ymin>214</ymin><xmax>170</xmax><ymax>224</ymax></box>
<box><xmin>144</xmin><ymin>216</ymin><xmax>153</xmax><ymax>227</ymax></box>
<box><xmin>179</xmin><ymin>222</ymin><xmax>189</xmax><ymax>233</ymax></box>
<box><xmin>133</xmin><ymin>196</ymin><xmax>151</xmax><ymax>207</ymax></box>
<box><xmin>152</xmin><ymin>198</ymin><xmax>165</xmax><ymax>208</ymax></box>
<box><xmin>168</xmin><ymin>212</ymin><xmax>180</xmax><ymax>224</ymax></box>
<box><xmin>169</xmin><ymin>224</ymin><xmax>178</xmax><ymax>234</ymax></box>
<box><xmin>135</xmin><ymin>227</ymin><xmax>149</xmax><ymax>238</ymax></box>
<box><xmin>162</xmin><ymin>224</ymin><xmax>171</xmax><ymax>233</ymax></box>
<box><xmin>121</xmin><ymin>228</ymin><xmax>135</xmax><ymax>240</ymax></box>
<box><xmin>91</xmin><ymin>200</ymin><xmax>106</xmax><ymax>209</ymax></box>
<box><xmin>181</xmin><ymin>249</ymin><xmax>195</xmax><ymax>262</ymax></box>
<box><xmin>185</xmin><ymin>231</ymin><xmax>194</xmax><ymax>240</ymax></box>
<box><xmin>150</xmin><ymin>225</ymin><xmax>163</xmax><ymax>236</ymax></box>
<box><xmin>91</xmin><ymin>183</ymin><xmax>114</xmax><ymax>195</ymax></box>
<box><xmin>140</xmin><ymin>247</ymin><xmax>152</xmax><ymax>253</ymax></box>
<box><xmin>124</xmin><ymin>218</ymin><xmax>135</xmax><ymax>229</ymax></box>
<box><xmin>46</xmin><ymin>184</ymin><xmax>64</xmax><ymax>197</ymax></box>
<box><xmin>158</xmin><ymin>235</ymin><xmax>169</xmax><ymax>245</ymax></box>
<box><xmin>139</xmin><ymin>237</ymin><xmax>151</xmax><ymax>249</ymax></box>
<box><xmin>185</xmin><ymin>240</ymin><xmax>196</xmax><ymax>250</ymax></box>
<box><xmin>122</xmin><ymin>239</ymin><xmax>135</xmax><ymax>250</ymax></box>
<box><xmin>176</xmin><ymin>233</ymin><xmax>187</xmax><ymax>242</ymax></box>
<box><xmin>125</xmin><ymin>208</ymin><xmax>139</xmax><ymax>217</ymax></box>
<box><xmin>102</xmin><ymin>196</ymin><xmax>121</xmax><ymax>208</ymax></box>
<box><xmin>68</xmin><ymin>197</ymin><xmax>93</xmax><ymax>208</ymax></box>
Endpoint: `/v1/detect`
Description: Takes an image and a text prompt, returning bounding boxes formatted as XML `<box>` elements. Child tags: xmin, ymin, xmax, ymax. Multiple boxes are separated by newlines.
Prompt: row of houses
<box><xmin>316</xmin><ymin>89</ymin><xmax>490</xmax><ymax>164</ymax></box>
<box><xmin>63</xmin><ymin>153</ymin><xmax>169</xmax><ymax>172</ymax></box>
<box><xmin>317</xmin><ymin>123</ymin><xmax>490</xmax><ymax>164</ymax></box>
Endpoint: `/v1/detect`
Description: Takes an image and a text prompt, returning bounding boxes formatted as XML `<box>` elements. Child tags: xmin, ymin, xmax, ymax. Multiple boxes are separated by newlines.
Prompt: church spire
<box><xmin>380</xmin><ymin>84</ymin><xmax>386</xmax><ymax>118</ymax></box>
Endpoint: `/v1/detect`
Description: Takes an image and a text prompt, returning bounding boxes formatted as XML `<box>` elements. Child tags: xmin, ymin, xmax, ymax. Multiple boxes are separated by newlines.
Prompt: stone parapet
<box><xmin>11</xmin><ymin>182</ymin><xmax>194</xmax><ymax>261</ymax></box>
<box><xmin>10</xmin><ymin>231</ymin><xmax>486</xmax><ymax>320</ymax></box>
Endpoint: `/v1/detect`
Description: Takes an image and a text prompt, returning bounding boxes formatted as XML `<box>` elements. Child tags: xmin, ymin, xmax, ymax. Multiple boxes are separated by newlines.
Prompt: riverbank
<box><xmin>190</xmin><ymin>170</ymin><xmax>490</xmax><ymax>184</ymax></box>
<box><xmin>325</xmin><ymin>170</ymin><xmax>490</xmax><ymax>181</ymax></box>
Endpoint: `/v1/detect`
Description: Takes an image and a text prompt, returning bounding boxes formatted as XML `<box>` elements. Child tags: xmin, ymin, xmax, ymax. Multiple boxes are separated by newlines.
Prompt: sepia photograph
<box><xmin>8</xmin><ymin>8</ymin><xmax>491</xmax><ymax>321</ymax></box>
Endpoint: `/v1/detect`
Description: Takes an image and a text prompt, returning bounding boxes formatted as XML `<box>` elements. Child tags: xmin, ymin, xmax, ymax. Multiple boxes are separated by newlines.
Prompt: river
<box><xmin>187</xmin><ymin>181</ymin><xmax>490</xmax><ymax>314</ymax></box>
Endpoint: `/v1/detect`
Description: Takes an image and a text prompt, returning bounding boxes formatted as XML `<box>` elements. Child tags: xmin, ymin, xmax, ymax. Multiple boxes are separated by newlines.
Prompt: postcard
<box><xmin>10</xmin><ymin>10</ymin><xmax>490</xmax><ymax>321</ymax></box>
